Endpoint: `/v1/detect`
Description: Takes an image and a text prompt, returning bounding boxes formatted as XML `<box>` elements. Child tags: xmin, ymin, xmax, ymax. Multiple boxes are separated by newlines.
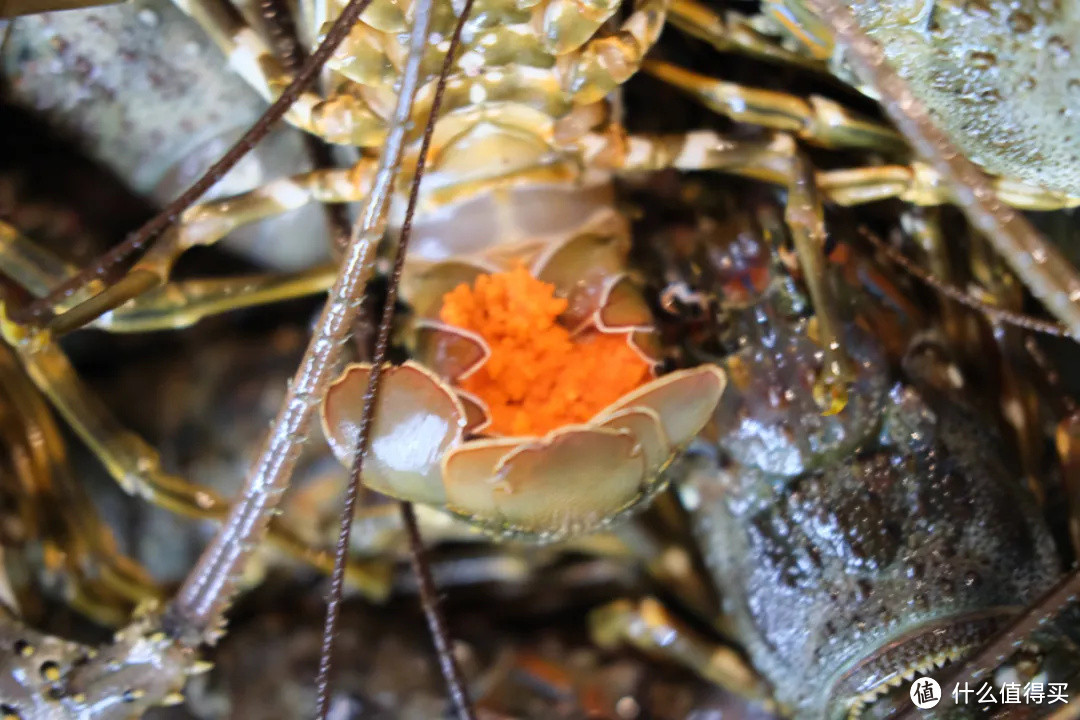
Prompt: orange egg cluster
<box><xmin>439</xmin><ymin>266</ymin><xmax>651</xmax><ymax>436</ymax></box>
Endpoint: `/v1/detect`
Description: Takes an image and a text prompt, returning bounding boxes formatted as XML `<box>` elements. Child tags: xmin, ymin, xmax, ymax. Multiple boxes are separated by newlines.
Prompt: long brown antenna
<box><xmin>313</xmin><ymin>0</ymin><xmax>478</xmax><ymax>715</ymax></box>
<box><xmin>400</xmin><ymin>501</ymin><xmax>476</xmax><ymax>717</ymax></box>
<box><xmin>165</xmin><ymin>0</ymin><xmax>425</xmax><ymax>642</ymax></box>
<box><xmin>857</xmin><ymin>227</ymin><xmax>1067</xmax><ymax>337</ymax></box>
<box><xmin>8</xmin><ymin>0</ymin><xmax>374</xmax><ymax>326</ymax></box>
<box><xmin>257</xmin><ymin>0</ymin><xmax>354</xmax><ymax>249</ymax></box>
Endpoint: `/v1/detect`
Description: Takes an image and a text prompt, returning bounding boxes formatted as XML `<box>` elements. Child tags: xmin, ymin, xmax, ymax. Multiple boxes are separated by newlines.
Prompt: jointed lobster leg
<box><xmin>641</xmin><ymin>59</ymin><xmax>905</xmax><ymax>153</ymax></box>
<box><xmin>668</xmin><ymin>0</ymin><xmax>826</xmax><ymax>73</ymax></box>
<box><xmin>12</xmin><ymin>164</ymin><xmax>375</xmax><ymax>334</ymax></box>
<box><xmin>0</xmin><ymin>344</ymin><xmax>158</xmax><ymax>627</ymax></box>
<box><xmin>169</xmin><ymin>0</ymin><xmax>390</xmax><ymax>145</ymax></box>
<box><xmin>590</xmin><ymin>597</ymin><xmax>773</xmax><ymax>707</ymax></box>
<box><xmin>638</xmin><ymin>46</ymin><xmax>1080</xmax><ymax>210</ymax></box>
<box><xmin>817</xmin><ymin>164</ymin><xmax>1080</xmax><ymax>211</ymax></box>
<box><xmin>1</xmin><ymin>220</ymin><xmax>338</xmax><ymax>333</ymax></box>
<box><xmin>655</xmin><ymin>0</ymin><xmax>1080</xmax><ymax>222</ymax></box>
<box><xmin>0</xmin><ymin>322</ymin><xmax>393</xmax><ymax>600</ymax></box>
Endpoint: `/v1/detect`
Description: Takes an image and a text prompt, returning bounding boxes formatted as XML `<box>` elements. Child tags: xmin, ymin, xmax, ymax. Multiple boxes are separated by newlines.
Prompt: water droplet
<box><xmin>968</xmin><ymin>50</ymin><xmax>996</xmax><ymax>70</ymax></box>
<box><xmin>616</xmin><ymin>697</ymin><xmax>640</xmax><ymax>719</ymax></box>
<box><xmin>962</xmin><ymin>0</ymin><xmax>993</xmax><ymax>18</ymax></box>
<box><xmin>1008</xmin><ymin>11</ymin><xmax>1034</xmax><ymax>34</ymax></box>
<box><xmin>1048</xmin><ymin>36</ymin><xmax>1072</xmax><ymax>69</ymax></box>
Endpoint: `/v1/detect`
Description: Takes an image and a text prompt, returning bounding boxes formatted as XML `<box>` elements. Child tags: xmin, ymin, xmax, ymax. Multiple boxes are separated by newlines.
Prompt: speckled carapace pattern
<box><xmin>845</xmin><ymin>0</ymin><xmax>1080</xmax><ymax>194</ymax></box>
<box><xmin>685</xmin><ymin>377</ymin><xmax>1060</xmax><ymax>718</ymax></box>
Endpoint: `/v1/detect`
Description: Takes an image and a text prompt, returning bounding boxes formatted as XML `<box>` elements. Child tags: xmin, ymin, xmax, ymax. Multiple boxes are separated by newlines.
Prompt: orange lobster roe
<box><xmin>439</xmin><ymin>266</ymin><xmax>651</xmax><ymax>437</ymax></box>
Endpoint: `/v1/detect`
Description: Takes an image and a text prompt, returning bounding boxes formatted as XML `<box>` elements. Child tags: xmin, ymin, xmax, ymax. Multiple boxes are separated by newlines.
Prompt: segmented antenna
<box><xmin>257</xmin><ymin>0</ymin><xmax>354</xmax><ymax>249</ymax></box>
<box><xmin>399</xmin><ymin>501</ymin><xmax>476</xmax><ymax>717</ymax></box>
<box><xmin>857</xmin><ymin>227</ymin><xmax>1067</xmax><ymax>337</ymax></box>
<box><xmin>7</xmin><ymin>0</ymin><xmax>375</xmax><ymax>326</ymax></box>
<box><xmin>314</xmin><ymin>0</ymin><xmax>478</xmax><ymax>716</ymax></box>
<box><xmin>166</xmin><ymin>0</ymin><xmax>421</xmax><ymax>643</ymax></box>
<box><xmin>258</xmin><ymin>0</ymin><xmax>305</xmax><ymax>71</ymax></box>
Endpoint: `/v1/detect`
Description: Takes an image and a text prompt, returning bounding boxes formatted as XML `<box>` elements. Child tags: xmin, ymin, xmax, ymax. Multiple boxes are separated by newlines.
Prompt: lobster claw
<box><xmin>321</xmin><ymin>362</ymin><xmax>726</xmax><ymax>541</ymax></box>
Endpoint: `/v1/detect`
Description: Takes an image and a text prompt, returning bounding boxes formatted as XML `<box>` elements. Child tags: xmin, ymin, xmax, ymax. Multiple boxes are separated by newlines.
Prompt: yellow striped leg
<box><xmin>642</xmin><ymin>59</ymin><xmax>905</xmax><ymax>153</ymax></box>
<box><xmin>0</xmin><ymin>322</ymin><xmax>393</xmax><ymax>601</ymax></box>
<box><xmin>0</xmin><ymin>345</ymin><xmax>159</xmax><ymax>625</ymax></box>
<box><xmin>590</xmin><ymin>597</ymin><xmax>774</xmax><ymax>708</ymax></box>
<box><xmin>669</xmin><ymin>0</ymin><xmax>827</xmax><ymax>73</ymax></box>
<box><xmin>818</xmin><ymin>164</ymin><xmax>1080</xmax><ymax>211</ymax></box>
<box><xmin>17</xmin><ymin>164</ymin><xmax>374</xmax><ymax>335</ymax></box>
<box><xmin>0</xmin><ymin>221</ymin><xmax>338</xmax><ymax>333</ymax></box>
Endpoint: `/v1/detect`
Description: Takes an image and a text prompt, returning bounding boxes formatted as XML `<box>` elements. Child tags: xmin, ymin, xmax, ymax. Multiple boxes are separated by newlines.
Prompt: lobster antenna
<box><xmin>167</xmin><ymin>0</ymin><xmax>425</xmax><ymax>650</ymax></box>
<box><xmin>400</xmin><ymin>500</ymin><xmax>476</xmax><ymax>717</ymax></box>
<box><xmin>258</xmin><ymin>0</ymin><xmax>306</xmax><ymax>71</ymax></box>
<box><xmin>257</xmin><ymin>0</ymin><xmax>355</xmax><ymax>249</ymax></box>
<box><xmin>857</xmin><ymin>226</ymin><xmax>1067</xmax><ymax>337</ymax></box>
<box><xmin>9</xmin><ymin>0</ymin><xmax>375</xmax><ymax>326</ymax></box>
<box><xmin>313</xmin><ymin>0</ymin><xmax>478</xmax><ymax>718</ymax></box>
<box><xmin>800</xmin><ymin>0</ymin><xmax>1080</xmax><ymax>341</ymax></box>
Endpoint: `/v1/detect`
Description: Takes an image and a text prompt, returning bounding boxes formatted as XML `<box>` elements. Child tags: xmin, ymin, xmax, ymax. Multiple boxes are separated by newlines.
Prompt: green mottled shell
<box><xmin>846</xmin><ymin>0</ymin><xmax>1080</xmax><ymax>195</ymax></box>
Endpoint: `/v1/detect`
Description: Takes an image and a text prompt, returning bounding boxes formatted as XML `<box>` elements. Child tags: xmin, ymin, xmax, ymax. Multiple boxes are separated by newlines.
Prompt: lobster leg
<box><xmin>1</xmin><ymin>220</ymin><xmax>339</xmax><ymax>332</ymax></box>
<box><xmin>0</xmin><ymin>324</ymin><xmax>393</xmax><ymax>601</ymax></box>
<box><xmin>589</xmin><ymin>596</ymin><xmax>774</xmax><ymax>709</ymax></box>
<box><xmin>817</xmin><ymin>164</ymin><xmax>1080</xmax><ymax>211</ymax></box>
<box><xmin>640</xmin><ymin>56</ymin><xmax>1080</xmax><ymax>211</ymax></box>
<box><xmin>11</xmin><ymin>250</ymin><xmax>340</xmax><ymax>338</ymax></box>
<box><xmin>82</xmin><ymin>266</ymin><xmax>339</xmax><ymax>333</ymax></box>
<box><xmin>0</xmin><ymin>344</ymin><xmax>158</xmax><ymax>626</ymax></box>
<box><xmin>655</xmin><ymin>8</ymin><xmax>1080</xmax><ymax>213</ymax></box>
<box><xmin>642</xmin><ymin>59</ymin><xmax>905</xmax><ymax>153</ymax></box>
<box><xmin>3</xmin><ymin>164</ymin><xmax>376</xmax><ymax>334</ymax></box>
<box><xmin>668</xmin><ymin>0</ymin><xmax>826</xmax><ymax>73</ymax></box>
<box><xmin>169</xmin><ymin>0</ymin><xmax>390</xmax><ymax>145</ymax></box>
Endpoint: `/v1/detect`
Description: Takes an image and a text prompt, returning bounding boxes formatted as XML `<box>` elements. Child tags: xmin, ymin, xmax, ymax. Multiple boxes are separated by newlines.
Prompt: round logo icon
<box><xmin>910</xmin><ymin>677</ymin><xmax>942</xmax><ymax>710</ymax></box>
